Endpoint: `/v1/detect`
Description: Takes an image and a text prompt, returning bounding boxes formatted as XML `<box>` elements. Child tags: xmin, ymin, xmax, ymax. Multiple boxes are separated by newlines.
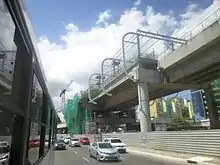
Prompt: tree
<box><xmin>181</xmin><ymin>106</ymin><xmax>190</xmax><ymax>119</ymax></box>
<box><xmin>167</xmin><ymin>117</ymin><xmax>191</xmax><ymax>131</ymax></box>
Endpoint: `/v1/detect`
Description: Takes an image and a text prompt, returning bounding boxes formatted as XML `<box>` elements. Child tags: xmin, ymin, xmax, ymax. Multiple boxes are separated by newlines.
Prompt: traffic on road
<box><xmin>54</xmin><ymin>144</ymin><xmax>189</xmax><ymax>165</ymax></box>
<box><xmin>53</xmin><ymin>136</ymin><xmax>189</xmax><ymax>165</ymax></box>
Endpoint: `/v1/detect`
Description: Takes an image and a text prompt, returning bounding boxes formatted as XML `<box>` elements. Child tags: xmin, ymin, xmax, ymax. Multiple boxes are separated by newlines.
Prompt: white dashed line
<box><xmin>73</xmin><ymin>151</ymin><xmax>78</xmax><ymax>155</ymax></box>
<box><xmin>82</xmin><ymin>157</ymin><xmax>90</xmax><ymax>162</ymax></box>
<box><xmin>121</xmin><ymin>157</ymin><xmax>125</xmax><ymax>160</ymax></box>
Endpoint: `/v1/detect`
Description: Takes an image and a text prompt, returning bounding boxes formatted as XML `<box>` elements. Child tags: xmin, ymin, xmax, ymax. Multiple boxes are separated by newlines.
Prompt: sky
<box><xmin>25</xmin><ymin>0</ymin><xmax>220</xmax><ymax>108</ymax></box>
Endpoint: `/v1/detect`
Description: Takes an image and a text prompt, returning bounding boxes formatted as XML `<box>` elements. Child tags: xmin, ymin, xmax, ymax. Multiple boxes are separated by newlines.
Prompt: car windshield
<box><xmin>0</xmin><ymin>147</ymin><xmax>9</xmax><ymax>153</ymax></box>
<box><xmin>82</xmin><ymin>138</ymin><xmax>89</xmax><ymax>140</ymax></box>
<box><xmin>98</xmin><ymin>143</ymin><xmax>113</xmax><ymax>149</ymax></box>
<box><xmin>72</xmin><ymin>139</ymin><xmax>79</xmax><ymax>141</ymax></box>
<box><xmin>57</xmin><ymin>139</ymin><xmax>64</xmax><ymax>143</ymax></box>
<box><xmin>111</xmin><ymin>139</ymin><xmax>122</xmax><ymax>143</ymax></box>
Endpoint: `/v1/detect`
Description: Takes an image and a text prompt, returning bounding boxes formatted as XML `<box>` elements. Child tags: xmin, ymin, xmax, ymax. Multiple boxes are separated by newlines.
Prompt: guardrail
<box><xmin>102</xmin><ymin>130</ymin><xmax>220</xmax><ymax>157</ymax></box>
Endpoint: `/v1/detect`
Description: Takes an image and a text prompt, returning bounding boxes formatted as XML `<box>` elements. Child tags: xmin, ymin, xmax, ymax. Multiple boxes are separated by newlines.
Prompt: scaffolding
<box><xmin>64</xmin><ymin>95</ymin><xmax>91</xmax><ymax>135</ymax></box>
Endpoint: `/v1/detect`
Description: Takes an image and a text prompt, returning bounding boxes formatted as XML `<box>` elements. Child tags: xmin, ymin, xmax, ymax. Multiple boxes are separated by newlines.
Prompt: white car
<box><xmin>69</xmin><ymin>138</ymin><xmax>81</xmax><ymax>147</ymax></box>
<box><xmin>89</xmin><ymin>142</ymin><xmax>120</xmax><ymax>161</ymax></box>
<box><xmin>64</xmin><ymin>137</ymin><xmax>71</xmax><ymax>144</ymax></box>
<box><xmin>103</xmin><ymin>138</ymin><xmax>127</xmax><ymax>153</ymax></box>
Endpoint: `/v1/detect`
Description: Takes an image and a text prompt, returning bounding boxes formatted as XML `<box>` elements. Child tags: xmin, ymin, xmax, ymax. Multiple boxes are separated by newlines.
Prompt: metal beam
<box><xmin>137</xmin><ymin>30</ymin><xmax>187</xmax><ymax>43</ymax></box>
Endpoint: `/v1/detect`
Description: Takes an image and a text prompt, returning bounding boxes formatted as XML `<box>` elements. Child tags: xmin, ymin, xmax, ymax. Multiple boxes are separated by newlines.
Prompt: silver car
<box><xmin>89</xmin><ymin>142</ymin><xmax>120</xmax><ymax>161</ymax></box>
<box><xmin>69</xmin><ymin>138</ymin><xmax>81</xmax><ymax>147</ymax></box>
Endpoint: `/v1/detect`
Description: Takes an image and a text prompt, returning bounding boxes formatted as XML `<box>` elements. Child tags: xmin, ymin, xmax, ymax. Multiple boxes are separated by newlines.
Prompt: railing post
<box><xmin>137</xmin><ymin>34</ymin><xmax>141</xmax><ymax>58</ymax></box>
<box><xmin>88</xmin><ymin>73</ymin><xmax>101</xmax><ymax>104</ymax></box>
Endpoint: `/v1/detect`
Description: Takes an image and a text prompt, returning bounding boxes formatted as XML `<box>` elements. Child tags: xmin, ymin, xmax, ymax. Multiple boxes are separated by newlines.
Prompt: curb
<box><xmin>127</xmin><ymin>149</ymin><xmax>186</xmax><ymax>163</ymax></box>
<box><xmin>128</xmin><ymin>149</ymin><xmax>218</xmax><ymax>165</ymax></box>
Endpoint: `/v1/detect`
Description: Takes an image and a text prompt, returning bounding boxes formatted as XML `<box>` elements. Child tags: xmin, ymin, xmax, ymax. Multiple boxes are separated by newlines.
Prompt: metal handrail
<box><xmin>101</xmin><ymin>58</ymin><xmax>134</xmax><ymax>93</ymax></box>
<box><xmin>88</xmin><ymin>73</ymin><xmax>102</xmax><ymax>104</ymax></box>
<box><xmin>122</xmin><ymin>31</ymin><xmax>186</xmax><ymax>82</ymax></box>
<box><xmin>159</xmin><ymin>7</ymin><xmax>220</xmax><ymax>59</ymax></box>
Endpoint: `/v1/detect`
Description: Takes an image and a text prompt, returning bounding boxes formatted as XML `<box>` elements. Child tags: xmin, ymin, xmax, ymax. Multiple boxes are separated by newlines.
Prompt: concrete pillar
<box><xmin>137</xmin><ymin>82</ymin><xmax>152</xmax><ymax>132</ymax></box>
<box><xmin>204</xmin><ymin>87</ymin><xmax>220</xmax><ymax>129</ymax></box>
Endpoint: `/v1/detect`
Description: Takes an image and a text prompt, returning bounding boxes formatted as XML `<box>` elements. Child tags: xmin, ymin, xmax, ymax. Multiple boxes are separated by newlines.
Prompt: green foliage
<box><xmin>169</xmin><ymin>117</ymin><xmax>191</xmax><ymax>127</ymax></box>
<box><xmin>181</xmin><ymin>107</ymin><xmax>190</xmax><ymax>119</ymax></box>
<box><xmin>167</xmin><ymin>117</ymin><xmax>191</xmax><ymax>131</ymax></box>
<box><xmin>167</xmin><ymin>117</ymin><xmax>208</xmax><ymax>131</ymax></box>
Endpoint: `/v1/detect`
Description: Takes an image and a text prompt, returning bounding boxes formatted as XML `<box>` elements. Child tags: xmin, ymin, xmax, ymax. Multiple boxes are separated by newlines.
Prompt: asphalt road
<box><xmin>54</xmin><ymin>145</ymin><xmax>189</xmax><ymax>165</ymax></box>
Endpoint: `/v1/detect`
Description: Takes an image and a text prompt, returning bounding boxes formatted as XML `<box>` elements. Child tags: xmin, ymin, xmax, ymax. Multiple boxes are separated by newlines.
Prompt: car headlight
<box><xmin>99</xmin><ymin>151</ymin><xmax>108</xmax><ymax>154</ymax></box>
<box><xmin>55</xmin><ymin>144</ymin><xmax>57</xmax><ymax>146</ymax></box>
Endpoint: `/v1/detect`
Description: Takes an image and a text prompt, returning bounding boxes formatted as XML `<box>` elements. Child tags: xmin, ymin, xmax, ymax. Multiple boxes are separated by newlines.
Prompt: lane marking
<box><xmin>82</xmin><ymin>157</ymin><xmax>89</xmax><ymax>162</ymax></box>
<box><xmin>73</xmin><ymin>151</ymin><xmax>78</xmax><ymax>155</ymax></box>
<box><xmin>121</xmin><ymin>157</ymin><xmax>125</xmax><ymax>160</ymax></box>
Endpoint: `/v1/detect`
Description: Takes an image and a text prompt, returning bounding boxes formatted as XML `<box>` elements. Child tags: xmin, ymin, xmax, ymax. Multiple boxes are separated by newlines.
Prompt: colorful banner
<box><xmin>191</xmin><ymin>90</ymin><xmax>205</xmax><ymax>121</ymax></box>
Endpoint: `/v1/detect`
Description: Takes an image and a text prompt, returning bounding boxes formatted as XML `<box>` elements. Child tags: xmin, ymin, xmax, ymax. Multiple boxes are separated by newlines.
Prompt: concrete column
<box><xmin>204</xmin><ymin>88</ymin><xmax>220</xmax><ymax>129</ymax></box>
<box><xmin>137</xmin><ymin>82</ymin><xmax>152</xmax><ymax>132</ymax></box>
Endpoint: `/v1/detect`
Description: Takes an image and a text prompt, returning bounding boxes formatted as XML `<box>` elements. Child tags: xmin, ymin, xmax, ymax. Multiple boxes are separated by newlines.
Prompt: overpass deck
<box><xmin>89</xmin><ymin>8</ymin><xmax>220</xmax><ymax>110</ymax></box>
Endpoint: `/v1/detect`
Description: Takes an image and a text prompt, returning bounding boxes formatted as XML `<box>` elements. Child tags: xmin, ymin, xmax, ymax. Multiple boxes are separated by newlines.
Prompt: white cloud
<box><xmin>213</xmin><ymin>0</ymin><xmax>220</xmax><ymax>5</ymax></box>
<box><xmin>133</xmin><ymin>0</ymin><xmax>141</xmax><ymax>7</ymax></box>
<box><xmin>36</xmin><ymin>2</ymin><xmax>220</xmax><ymax>108</ymax></box>
<box><xmin>96</xmin><ymin>10</ymin><xmax>111</xmax><ymax>26</ymax></box>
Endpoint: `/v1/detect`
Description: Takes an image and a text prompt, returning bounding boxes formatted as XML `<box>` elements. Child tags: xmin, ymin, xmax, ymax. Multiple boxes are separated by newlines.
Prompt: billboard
<box><xmin>166</xmin><ymin>100</ymin><xmax>173</xmax><ymax>117</ymax></box>
<box><xmin>191</xmin><ymin>90</ymin><xmax>205</xmax><ymax>121</ymax></box>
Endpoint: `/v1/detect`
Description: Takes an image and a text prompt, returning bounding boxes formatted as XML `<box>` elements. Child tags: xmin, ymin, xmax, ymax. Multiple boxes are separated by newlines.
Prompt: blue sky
<box><xmin>27</xmin><ymin>0</ymin><xmax>212</xmax><ymax>42</ymax></box>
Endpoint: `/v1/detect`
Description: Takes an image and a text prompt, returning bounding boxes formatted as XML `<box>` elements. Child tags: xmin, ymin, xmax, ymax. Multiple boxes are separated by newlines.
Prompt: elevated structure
<box><xmin>88</xmin><ymin>8</ymin><xmax>220</xmax><ymax>132</ymax></box>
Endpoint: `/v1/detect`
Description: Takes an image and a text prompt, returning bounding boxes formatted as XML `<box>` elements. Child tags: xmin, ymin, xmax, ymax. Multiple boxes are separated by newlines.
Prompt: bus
<box><xmin>0</xmin><ymin>1</ymin><xmax>57</xmax><ymax>165</ymax></box>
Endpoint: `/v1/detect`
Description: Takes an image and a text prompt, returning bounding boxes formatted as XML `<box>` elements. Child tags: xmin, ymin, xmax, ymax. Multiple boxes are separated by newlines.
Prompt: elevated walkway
<box><xmin>88</xmin><ymin>8</ymin><xmax>220</xmax><ymax>111</ymax></box>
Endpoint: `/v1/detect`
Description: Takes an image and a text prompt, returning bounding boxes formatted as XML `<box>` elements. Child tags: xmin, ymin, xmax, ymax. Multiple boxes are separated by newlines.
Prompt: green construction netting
<box><xmin>64</xmin><ymin>95</ymin><xmax>91</xmax><ymax>135</ymax></box>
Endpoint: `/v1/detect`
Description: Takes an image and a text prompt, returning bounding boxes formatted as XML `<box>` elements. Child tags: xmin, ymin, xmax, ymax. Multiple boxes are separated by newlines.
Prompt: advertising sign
<box><xmin>166</xmin><ymin>100</ymin><xmax>173</xmax><ymax>117</ymax></box>
<box><xmin>191</xmin><ymin>90</ymin><xmax>205</xmax><ymax>121</ymax></box>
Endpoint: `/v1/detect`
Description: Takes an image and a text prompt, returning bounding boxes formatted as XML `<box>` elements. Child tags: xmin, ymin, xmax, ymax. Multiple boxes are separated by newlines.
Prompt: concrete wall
<box><xmin>102</xmin><ymin>130</ymin><xmax>220</xmax><ymax>157</ymax></box>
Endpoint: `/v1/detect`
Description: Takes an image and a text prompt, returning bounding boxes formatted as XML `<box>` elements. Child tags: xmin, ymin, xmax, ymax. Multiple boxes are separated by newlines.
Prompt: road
<box><xmin>54</xmin><ymin>145</ymin><xmax>189</xmax><ymax>165</ymax></box>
